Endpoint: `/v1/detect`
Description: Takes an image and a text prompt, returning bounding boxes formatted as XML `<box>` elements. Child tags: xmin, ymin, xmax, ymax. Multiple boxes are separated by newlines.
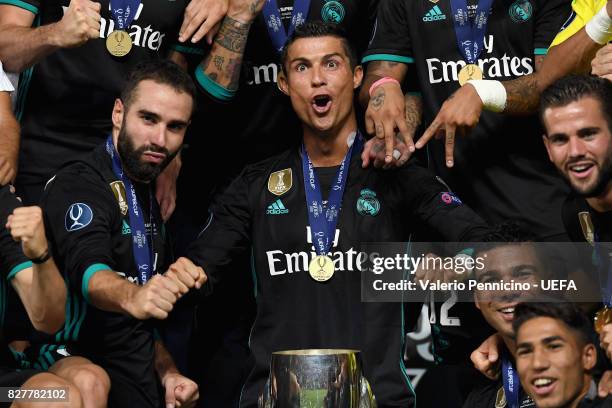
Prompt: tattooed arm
<box><xmin>196</xmin><ymin>0</ymin><xmax>264</xmax><ymax>98</ymax></box>
<box><xmin>359</xmin><ymin>60</ymin><xmax>418</xmax><ymax>166</ymax></box>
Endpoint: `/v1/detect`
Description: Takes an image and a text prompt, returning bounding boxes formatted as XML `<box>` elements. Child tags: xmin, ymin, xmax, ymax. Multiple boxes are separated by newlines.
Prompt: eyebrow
<box><xmin>577</xmin><ymin>127</ymin><xmax>600</xmax><ymax>136</ymax></box>
<box><xmin>138</xmin><ymin>109</ymin><xmax>189</xmax><ymax>127</ymax></box>
<box><xmin>289</xmin><ymin>52</ymin><xmax>345</xmax><ymax>65</ymax></box>
<box><xmin>517</xmin><ymin>335</ymin><xmax>565</xmax><ymax>349</ymax></box>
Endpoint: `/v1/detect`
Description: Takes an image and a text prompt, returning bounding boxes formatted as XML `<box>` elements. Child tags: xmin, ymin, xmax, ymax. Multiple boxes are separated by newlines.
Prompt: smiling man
<box><xmin>514</xmin><ymin>302</ymin><xmax>609</xmax><ymax>408</ymax></box>
<box><xmin>173</xmin><ymin>21</ymin><xmax>490</xmax><ymax>407</ymax></box>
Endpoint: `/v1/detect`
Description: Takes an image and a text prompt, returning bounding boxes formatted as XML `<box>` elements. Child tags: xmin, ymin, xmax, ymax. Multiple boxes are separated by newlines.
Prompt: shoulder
<box><xmin>463</xmin><ymin>379</ymin><xmax>503</xmax><ymax>408</ymax></box>
<box><xmin>240</xmin><ymin>148</ymin><xmax>297</xmax><ymax>183</ymax></box>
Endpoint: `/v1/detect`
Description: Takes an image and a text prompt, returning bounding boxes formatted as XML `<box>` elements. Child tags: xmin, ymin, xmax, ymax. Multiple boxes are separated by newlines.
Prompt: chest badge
<box><xmin>509</xmin><ymin>0</ymin><xmax>533</xmax><ymax>23</ymax></box>
<box><xmin>578</xmin><ymin>211</ymin><xmax>595</xmax><ymax>245</ymax></box>
<box><xmin>356</xmin><ymin>189</ymin><xmax>380</xmax><ymax>216</ymax></box>
<box><xmin>321</xmin><ymin>1</ymin><xmax>345</xmax><ymax>23</ymax></box>
<box><xmin>110</xmin><ymin>181</ymin><xmax>129</xmax><ymax>216</ymax></box>
<box><xmin>268</xmin><ymin>168</ymin><xmax>293</xmax><ymax>196</ymax></box>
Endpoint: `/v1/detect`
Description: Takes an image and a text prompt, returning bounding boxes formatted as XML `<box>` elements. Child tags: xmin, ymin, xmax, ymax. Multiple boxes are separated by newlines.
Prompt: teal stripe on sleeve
<box><xmin>7</xmin><ymin>261</ymin><xmax>32</xmax><ymax>281</ymax></box>
<box><xmin>171</xmin><ymin>44</ymin><xmax>205</xmax><ymax>55</ymax></box>
<box><xmin>81</xmin><ymin>263</ymin><xmax>110</xmax><ymax>303</ymax></box>
<box><xmin>534</xmin><ymin>48</ymin><xmax>548</xmax><ymax>55</ymax></box>
<box><xmin>195</xmin><ymin>65</ymin><xmax>236</xmax><ymax>101</ymax></box>
<box><xmin>0</xmin><ymin>0</ymin><xmax>38</xmax><ymax>14</ymax></box>
<box><xmin>362</xmin><ymin>54</ymin><xmax>415</xmax><ymax>64</ymax></box>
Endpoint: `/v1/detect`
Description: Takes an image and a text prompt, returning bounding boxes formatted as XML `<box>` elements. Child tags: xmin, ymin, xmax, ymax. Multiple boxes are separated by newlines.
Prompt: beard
<box><xmin>567</xmin><ymin>154</ymin><xmax>612</xmax><ymax>198</ymax></box>
<box><xmin>117</xmin><ymin>124</ymin><xmax>174</xmax><ymax>183</ymax></box>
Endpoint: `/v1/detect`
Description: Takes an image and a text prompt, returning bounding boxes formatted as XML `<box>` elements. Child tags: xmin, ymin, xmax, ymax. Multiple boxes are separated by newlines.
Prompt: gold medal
<box><xmin>106</xmin><ymin>30</ymin><xmax>133</xmax><ymax>57</ymax></box>
<box><xmin>458</xmin><ymin>64</ymin><xmax>483</xmax><ymax>86</ymax></box>
<box><xmin>595</xmin><ymin>306</ymin><xmax>612</xmax><ymax>333</ymax></box>
<box><xmin>308</xmin><ymin>255</ymin><xmax>335</xmax><ymax>282</ymax></box>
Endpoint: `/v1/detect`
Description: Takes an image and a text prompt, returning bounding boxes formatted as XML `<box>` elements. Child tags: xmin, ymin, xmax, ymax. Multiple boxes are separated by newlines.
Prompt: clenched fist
<box><xmin>53</xmin><ymin>0</ymin><xmax>101</xmax><ymax>48</ymax></box>
<box><xmin>6</xmin><ymin>206</ymin><xmax>48</xmax><ymax>260</ymax></box>
<box><xmin>164</xmin><ymin>257</ymin><xmax>207</xmax><ymax>296</ymax></box>
<box><xmin>125</xmin><ymin>274</ymin><xmax>181</xmax><ymax>320</ymax></box>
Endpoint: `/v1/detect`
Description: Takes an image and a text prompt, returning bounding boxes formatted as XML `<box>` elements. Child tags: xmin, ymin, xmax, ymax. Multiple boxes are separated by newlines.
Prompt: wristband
<box><xmin>369</xmin><ymin>77</ymin><xmax>400</xmax><ymax>96</ymax></box>
<box><xmin>467</xmin><ymin>80</ymin><xmax>507</xmax><ymax>113</ymax></box>
<box><xmin>30</xmin><ymin>248</ymin><xmax>51</xmax><ymax>264</ymax></box>
<box><xmin>586</xmin><ymin>5</ymin><xmax>612</xmax><ymax>45</ymax></box>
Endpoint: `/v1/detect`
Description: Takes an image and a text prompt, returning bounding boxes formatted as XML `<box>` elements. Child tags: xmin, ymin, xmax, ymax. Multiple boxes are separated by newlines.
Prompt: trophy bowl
<box><xmin>258</xmin><ymin>349</ymin><xmax>376</xmax><ymax>408</ymax></box>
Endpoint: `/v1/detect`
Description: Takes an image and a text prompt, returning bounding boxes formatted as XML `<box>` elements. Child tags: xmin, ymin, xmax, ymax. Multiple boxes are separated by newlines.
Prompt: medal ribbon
<box><xmin>301</xmin><ymin>132</ymin><xmax>362</xmax><ymax>256</ymax></box>
<box><xmin>502</xmin><ymin>356</ymin><xmax>520</xmax><ymax>408</ymax></box>
<box><xmin>594</xmin><ymin>230</ymin><xmax>612</xmax><ymax>306</ymax></box>
<box><xmin>105</xmin><ymin>136</ymin><xmax>154</xmax><ymax>285</ymax></box>
<box><xmin>449</xmin><ymin>0</ymin><xmax>494</xmax><ymax>65</ymax></box>
<box><xmin>110</xmin><ymin>0</ymin><xmax>140</xmax><ymax>30</ymax></box>
<box><xmin>262</xmin><ymin>0</ymin><xmax>311</xmax><ymax>53</ymax></box>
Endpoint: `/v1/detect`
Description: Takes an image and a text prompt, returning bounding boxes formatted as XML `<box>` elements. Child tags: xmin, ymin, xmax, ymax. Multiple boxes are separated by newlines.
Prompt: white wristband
<box><xmin>467</xmin><ymin>80</ymin><xmax>507</xmax><ymax>113</ymax></box>
<box><xmin>586</xmin><ymin>5</ymin><xmax>612</xmax><ymax>45</ymax></box>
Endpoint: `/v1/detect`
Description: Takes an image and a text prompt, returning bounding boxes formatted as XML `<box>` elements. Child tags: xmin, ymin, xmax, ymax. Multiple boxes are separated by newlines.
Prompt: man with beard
<box><xmin>39</xmin><ymin>60</ymin><xmax>203</xmax><ymax>408</ymax></box>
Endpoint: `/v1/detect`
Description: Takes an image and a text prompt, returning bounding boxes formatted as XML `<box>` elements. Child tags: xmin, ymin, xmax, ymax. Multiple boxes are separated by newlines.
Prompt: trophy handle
<box><xmin>359</xmin><ymin>376</ymin><xmax>377</xmax><ymax>408</ymax></box>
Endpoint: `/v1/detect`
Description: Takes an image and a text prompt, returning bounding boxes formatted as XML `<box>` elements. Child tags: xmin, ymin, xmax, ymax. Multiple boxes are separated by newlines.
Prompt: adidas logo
<box><xmin>267</xmin><ymin>199</ymin><xmax>289</xmax><ymax>215</ymax></box>
<box><xmin>122</xmin><ymin>220</ymin><xmax>131</xmax><ymax>235</ymax></box>
<box><xmin>423</xmin><ymin>5</ymin><xmax>446</xmax><ymax>21</ymax></box>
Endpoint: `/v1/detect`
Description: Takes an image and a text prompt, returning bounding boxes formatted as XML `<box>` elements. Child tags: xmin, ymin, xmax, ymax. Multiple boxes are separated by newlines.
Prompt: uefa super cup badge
<box><xmin>308</xmin><ymin>254</ymin><xmax>335</xmax><ymax>281</ymax></box>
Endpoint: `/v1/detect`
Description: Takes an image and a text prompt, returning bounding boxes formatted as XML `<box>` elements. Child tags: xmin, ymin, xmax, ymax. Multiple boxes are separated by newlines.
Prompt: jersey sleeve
<box><xmin>549</xmin><ymin>0</ymin><xmax>601</xmax><ymax>47</ymax></box>
<box><xmin>41</xmin><ymin>171</ymin><xmax>117</xmax><ymax>303</ymax></box>
<box><xmin>0</xmin><ymin>186</ymin><xmax>31</xmax><ymax>281</ymax></box>
<box><xmin>185</xmin><ymin>168</ymin><xmax>252</xmax><ymax>290</ymax></box>
<box><xmin>0</xmin><ymin>62</ymin><xmax>13</xmax><ymax>92</ymax></box>
<box><xmin>399</xmin><ymin>164</ymin><xmax>490</xmax><ymax>241</ymax></box>
<box><xmin>533</xmin><ymin>0</ymin><xmax>573</xmax><ymax>54</ymax></box>
<box><xmin>361</xmin><ymin>0</ymin><xmax>414</xmax><ymax>65</ymax></box>
<box><xmin>0</xmin><ymin>0</ymin><xmax>39</xmax><ymax>15</ymax></box>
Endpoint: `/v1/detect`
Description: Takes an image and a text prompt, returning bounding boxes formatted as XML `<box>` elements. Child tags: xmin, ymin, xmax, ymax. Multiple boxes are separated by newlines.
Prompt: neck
<box><xmin>302</xmin><ymin>112</ymin><xmax>357</xmax><ymax>167</ymax></box>
<box><xmin>587</xmin><ymin>183</ymin><xmax>612</xmax><ymax>212</ymax></box>
<box><xmin>502</xmin><ymin>335</ymin><xmax>517</xmax><ymax>358</ymax></box>
<box><xmin>566</xmin><ymin>376</ymin><xmax>593</xmax><ymax>408</ymax></box>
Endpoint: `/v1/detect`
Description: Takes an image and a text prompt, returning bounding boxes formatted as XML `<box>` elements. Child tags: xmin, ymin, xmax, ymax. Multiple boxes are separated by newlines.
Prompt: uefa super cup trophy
<box><xmin>258</xmin><ymin>349</ymin><xmax>376</xmax><ymax>408</ymax></box>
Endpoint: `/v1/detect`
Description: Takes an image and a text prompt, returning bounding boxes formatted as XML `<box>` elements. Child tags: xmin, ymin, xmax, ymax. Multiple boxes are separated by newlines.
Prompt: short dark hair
<box><xmin>121</xmin><ymin>60</ymin><xmax>197</xmax><ymax>113</ymax></box>
<box><xmin>513</xmin><ymin>301</ymin><xmax>594</xmax><ymax>346</ymax></box>
<box><xmin>472</xmin><ymin>221</ymin><xmax>536</xmax><ymax>257</ymax></box>
<box><xmin>540</xmin><ymin>75</ymin><xmax>612</xmax><ymax>133</ymax></box>
<box><xmin>280</xmin><ymin>21</ymin><xmax>358</xmax><ymax>73</ymax></box>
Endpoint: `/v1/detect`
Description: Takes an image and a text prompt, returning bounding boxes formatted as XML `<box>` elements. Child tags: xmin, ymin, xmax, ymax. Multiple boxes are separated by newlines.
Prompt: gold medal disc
<box><xmin>106</xmin><ymin>30</ymin><xmax>133</xmax><ymax>57</ymax></box>
<box><xmin>308</xmin><ymin>255</ymin><xmax>335</xmax><ymax>282</ymax></box>
<box><xmin>595</xmin><ymin>306</ymin><xmax>612</xmax><ymax>333</ymax></box>
<box><xmin>458</xmin><ymin>64</ymin><xmax>483</xmax><ymax>86</ymax></box>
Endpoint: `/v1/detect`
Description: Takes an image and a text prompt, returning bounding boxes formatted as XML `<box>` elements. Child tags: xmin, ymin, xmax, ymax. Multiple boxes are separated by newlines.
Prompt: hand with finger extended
<box><xmin>164</xmin><ymin>257</ymin><xmax>207</xmax><ymax>297</ymax></box>
<box><xmin>52</xmin><ymin>0</ymin><xmax>101</xmax><ymax>48</ymax></box>
<box><xmin>365</xmin><ymin>80</ymin><xmax>415</xmax><ymax>166</ymax></box>
<box><xmin>126</xmin><ymin>275</ymin><xmax>181</xmax><ymax>320</ymax></box>
<box><xmin>6</xmin><ymin>206</ymin><xmax>48</xmax><ymax>260</ymax></box>
<box><xmin>416</xmin><ymin>84</ymin><xmax>483</xmax><ymax>167</ymax></box>
<box><xmin>178</xmin><ymin>0</ymin><xmax>229</xmax><ymax>44</ymax></box>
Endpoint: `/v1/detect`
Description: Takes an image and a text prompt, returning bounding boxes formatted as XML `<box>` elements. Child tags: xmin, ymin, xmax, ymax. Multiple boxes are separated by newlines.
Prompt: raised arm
<box><xmin>194</xmin><ymin>0</ymin><xmax>264</xmax><ymax>100</ymax></box>
<box><xmin>0</xmin><ymin>0</ymin><xmax>100</xmax><ymax>73</ymax></box>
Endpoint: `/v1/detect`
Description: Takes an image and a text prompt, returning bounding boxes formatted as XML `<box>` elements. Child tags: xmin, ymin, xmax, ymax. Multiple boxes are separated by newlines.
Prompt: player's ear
<box><xmin>112</xmin><ymin>98</ymin><xmax>124</xmax><ymax>129</ymax></box>
<box><xmin>582</xmin><ymin>343</ymin><xmax>597</xmax><ymax>371</ymax></box>
<box><xmin>277</xmin><ymin>71</ymin><xmax>290</xmax><ymax>96</ymax></box>
<box><xmin>542</xmin><ymin>134</ymin><xmax>553</xmax><ymax>162</ymax></box>
<box><xmin>353</xmin><ymin>64</ymin><xmax>363</xmax><ymax>89</ymax></box>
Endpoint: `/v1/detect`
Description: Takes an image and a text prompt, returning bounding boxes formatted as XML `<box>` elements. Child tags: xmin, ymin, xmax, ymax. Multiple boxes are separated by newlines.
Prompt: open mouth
<box><xmin>497</xmin><ymin>305</ymin><xmax>516</xmax><ymax>321</ymax></box>
<box><xmin>567</xmin><ymin>161</ymin><xmax>595</xmax><ymax>179</ymax></box>
<box><xmin>531</xmin><ymin>377</ymin><xmax>556</xmax><ymax>396</ymax></box>
<box><xmin>312</xmin><ymin>94</ymin><xmax>332</xmax><ymax>114</ymax></box>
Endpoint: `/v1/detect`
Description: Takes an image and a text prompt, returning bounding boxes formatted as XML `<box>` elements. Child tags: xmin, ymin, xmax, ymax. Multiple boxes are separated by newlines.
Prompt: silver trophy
<box><xmin>258</xmin><ymin>349</ymin><xmax>377</xmax><ymax>408</ymax></box>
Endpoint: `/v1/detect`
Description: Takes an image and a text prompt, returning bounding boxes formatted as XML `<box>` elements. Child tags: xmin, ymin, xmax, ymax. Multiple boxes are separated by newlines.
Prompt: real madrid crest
<box><xmin>110</xmin><ymin>181</ymin><xmax>129</xmax><ymax>216</ymax></box>
<box><xmin>268</xmin><ymin>168</ymin><xmax>293</xmax><ymax>196</ymax></box>
<box><xmin>578</xmin><ymin>211</ymin><xmax>595</xmax><ymax>245</ymax></box>
<box><xmin>321</xmin><ymin>0</ymin><xmax>345</xmax><ymax>23</ymax></box>
<box><xmin>356</xmin><ymin>189</ymin><xmax>380</xmax><ymax>216</ymax></box>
